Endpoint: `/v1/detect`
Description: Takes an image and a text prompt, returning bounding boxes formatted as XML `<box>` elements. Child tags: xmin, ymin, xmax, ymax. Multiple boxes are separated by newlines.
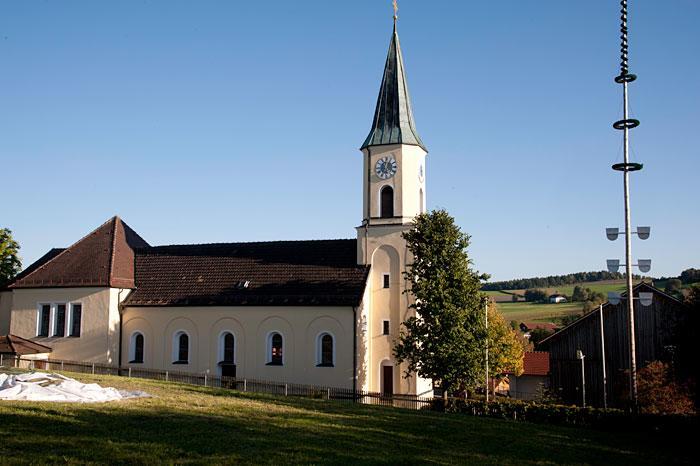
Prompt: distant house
<box><xmin>539</xmin><ymin>283</ymin><xmax>695</xmax><ymax>407</ymax></box>
<box><xmin>549</xmin><ymin>294</ymin><xmax>567</xmax><ymax>304</ymax></box>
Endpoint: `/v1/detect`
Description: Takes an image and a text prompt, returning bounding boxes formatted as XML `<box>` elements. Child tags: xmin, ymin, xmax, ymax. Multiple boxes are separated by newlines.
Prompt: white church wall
<box><xmin>122</xmin><ymin>305</ymin><xmax>355</xmax><ymax>389</ymax></box>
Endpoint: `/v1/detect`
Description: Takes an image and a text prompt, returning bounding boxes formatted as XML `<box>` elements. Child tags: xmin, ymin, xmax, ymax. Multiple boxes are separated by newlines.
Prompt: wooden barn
<box><xmin>538</xmin><ymin>283</ymin><xmax>695</xmax><ymax>408</ymax></box>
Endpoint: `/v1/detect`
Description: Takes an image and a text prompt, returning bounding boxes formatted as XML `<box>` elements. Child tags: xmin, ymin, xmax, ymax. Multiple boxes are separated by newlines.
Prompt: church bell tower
<box><xmin>355</xmin><ymin>9</ymin><xmax>431</xmax><ymax>396</ymax></box>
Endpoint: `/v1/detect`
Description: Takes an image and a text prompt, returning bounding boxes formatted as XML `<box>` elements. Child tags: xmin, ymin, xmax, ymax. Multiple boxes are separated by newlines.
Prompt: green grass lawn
<box><xmin>0</xmin><ymin>371</ymin><xmax>692</xmax><ymax>464</ymax></box>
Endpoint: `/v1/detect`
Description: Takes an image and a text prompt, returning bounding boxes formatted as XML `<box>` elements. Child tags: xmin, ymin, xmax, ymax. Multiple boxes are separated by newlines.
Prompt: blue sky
<box><xmin>1</xmin><ymin>1</ymin><xmax>698</xmax><ymax>282</ymax></box>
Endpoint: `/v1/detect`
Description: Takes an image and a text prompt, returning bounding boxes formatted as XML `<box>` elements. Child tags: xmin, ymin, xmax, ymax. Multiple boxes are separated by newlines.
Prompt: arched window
<box><xmin>130</xmin><ymin>332</ymin><xmax>144</xmax><ymax>364</ymax></box>
<box><xmin>219</xmin><ymin>332</ymin><xmax>236</xmax><ymax>377</ymax></box>
<box><xmin>221</xmin><ymin>333</ymin><xmax>235</xmax><ymax>363</ymax></box>
<box><xmin>419</xmin><ymin>188</ymin><xmax>424</xmax><ymax>214</ymax></box>
<box><xmin>267</xmin><ymin>332</ymin><xmax>283</xmax><ymax>366</ymax></box>
<box><xmin>317</xmin><ymin>333</ymin><xmax>334</xmax><ymax>367</ymax></box>
<box><xmin>380</xmin><ymin>186</ymin><xmax>394</xmax><ymax>218</ymax></box>
<box><xmin>173</xmin><ymin>331</ymin><xmax>189</xmax><ymax>364</ymax></box>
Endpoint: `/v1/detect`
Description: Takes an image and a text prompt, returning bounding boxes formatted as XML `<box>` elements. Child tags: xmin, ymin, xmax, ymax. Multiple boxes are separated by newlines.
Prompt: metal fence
<box><xmin>0</xmin><ymin>355</ymin><xmax>434</xmax><ymax>410</ymax></box>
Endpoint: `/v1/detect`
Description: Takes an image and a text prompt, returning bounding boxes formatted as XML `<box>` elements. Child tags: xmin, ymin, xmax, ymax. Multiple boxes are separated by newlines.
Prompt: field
<box><xmin>494</xmin><ymin>301</ymin><xmax>584</xmax><ymax>325</ymax></box>
<box><xmin>487</xmin><ymin>280</ymin><xmax>633</xmax><ymax>325</ymax></box>
<box><xmin>0</xmin><ymin>371</ymin><xmax>692</xmax><ymax>464</ymax></box>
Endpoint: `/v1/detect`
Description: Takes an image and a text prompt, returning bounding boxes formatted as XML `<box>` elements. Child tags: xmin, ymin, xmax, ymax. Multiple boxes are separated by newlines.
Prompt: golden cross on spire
<box><xmin>393</xmin><ymin>0</ymin><xmax>398</xmax><ymax>22</ymax></box>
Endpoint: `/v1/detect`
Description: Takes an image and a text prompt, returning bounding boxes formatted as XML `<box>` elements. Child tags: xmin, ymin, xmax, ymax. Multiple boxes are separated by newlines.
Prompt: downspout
<box><xmin>117</xmin><ymin>289</ymin><xmax>131</xmax><ymax>372</ymax></box>
<box><xmin>353</xmin><ymin>305</ymin><xmax>357</xmax><ymax>398</ymax></box>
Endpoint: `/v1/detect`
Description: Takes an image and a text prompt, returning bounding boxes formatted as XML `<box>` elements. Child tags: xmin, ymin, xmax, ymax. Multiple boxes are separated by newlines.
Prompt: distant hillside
<box><xmin>482</xmin><ymin>271</ymin><xmax>642</xmax><ymax>291</ymax></box>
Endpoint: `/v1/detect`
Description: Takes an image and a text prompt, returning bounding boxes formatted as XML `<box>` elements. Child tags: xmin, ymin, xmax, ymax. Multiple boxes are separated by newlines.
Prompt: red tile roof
<box><xmin>9</xmin><ymin>217</ymin><xmax>149</xmax><ymax>289</ymax></box>
<box><xmin>0</xmin><ymin>335</ymin><xmax>52</xmax><ymax>355</ymax></box>
<box><xmin>522</xmin><ymin>351</ymin><xmax>550</xmax><ymax>376</ymax></box>
<box><xmin>124</xmin><ymin>240</ymin><xmax>370</xmax><ymax>307</ymax></box>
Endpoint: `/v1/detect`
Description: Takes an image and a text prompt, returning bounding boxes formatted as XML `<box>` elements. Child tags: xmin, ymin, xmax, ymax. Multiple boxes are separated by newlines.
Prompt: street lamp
<box><xmin>607</xmin><ymin>291</ymin><xmax>653</xmax><ymax>307</ymax></box>
<box><xmin>577</xmin><ymin>350</ymin><xmax>586</xmax><ymax>408</ymax></box>
<box><xmin>606</xmin><ymin>259</ymin><xmax>652</xmax><ymax>274</ymax></box>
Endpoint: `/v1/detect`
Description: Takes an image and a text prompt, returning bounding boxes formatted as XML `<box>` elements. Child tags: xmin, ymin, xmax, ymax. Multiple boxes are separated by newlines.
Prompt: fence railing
<box><xmin>0</xmin><ymin>355</ymin><xmax>434</xmax><ymax>410</ymax></box>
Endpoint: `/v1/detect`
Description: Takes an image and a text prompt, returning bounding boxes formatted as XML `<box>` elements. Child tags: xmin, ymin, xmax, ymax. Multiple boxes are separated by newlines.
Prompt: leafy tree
<box><xmin>571</xmin><ymin>285</ymin><xmax>586</xmax><ymax>302</ymax></box>
<box><xmin>487</xmin><ymin>302</ymin><xmax>524</xmax><ymax>381</ymax></box>
<box><xmin>560</xmin><ymin>313</ymin><xmax>582</xmax><ymax>327</ymax></box>
<box><xmin>509</xmin><ymin>320</ymin><xmax>518</xmax><ymax>330</ymax></box>
<box><xmin>686</xmin><ymin>285</ymin><xmax>700</xmax><ymax>310</ymax></box>
<box><xmin>0</xmin><ymin>228</ymin><xmax>21</xmax><ymax>286</ymax></box>
<box><xmin>665</xmin><ymin>278</ymin><xmax>682</xmax><ymax>294</ymax></box>
<box><xmin>394</xmin><ymin>210</ymin><xmax>487</xmax><ymax>401</ymax></box>
<box><xmin>524</xmin><ymin>289</ymin><xmax>548</xmax><ymax>303</ymax></box>
<box><xmin>481</xmin><ymin>270</ymin><xmax>630</xmax><ymax>291</ymax></box>
<box><xmin>680</xmin><ymin>268</ymin><xmax>700</xmax><ymax>285</ymax></box>
<box><xmin>528</xmin><ymin>328</ymin><xmax>553</xmax><ymax>347</ymax></box>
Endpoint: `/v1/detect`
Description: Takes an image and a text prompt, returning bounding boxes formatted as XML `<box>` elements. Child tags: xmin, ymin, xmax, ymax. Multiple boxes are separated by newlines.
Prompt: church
<box><xmin>0</xmin><ymin>18</ymin><xmax>432</xmax><ymax>396</ymax></box>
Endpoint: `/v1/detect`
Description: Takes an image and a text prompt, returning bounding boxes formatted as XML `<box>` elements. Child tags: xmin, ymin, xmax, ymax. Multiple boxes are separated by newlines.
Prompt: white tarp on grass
<box><xmin>0</xmin><ymin>372</ymin><xmax>149</xmax><ymax>403</ymax></box>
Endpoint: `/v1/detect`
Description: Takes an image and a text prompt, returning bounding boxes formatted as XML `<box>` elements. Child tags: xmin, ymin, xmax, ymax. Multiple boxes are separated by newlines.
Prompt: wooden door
<box><xmin>382</xmin><ymin>365</ymin><xmax>393</xmax><ymax>396</ymax></box>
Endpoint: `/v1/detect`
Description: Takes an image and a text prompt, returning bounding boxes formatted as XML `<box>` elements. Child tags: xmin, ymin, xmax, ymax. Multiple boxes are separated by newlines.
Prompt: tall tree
<box><xmin>394</xmin><ymin>210</ymin><xmax>487</xmax><ymax>401</ymax></box>
<box><xmin>0</xmin><ymin>228</ymin><xmax>21</xmax><ymax>286</ymax></box>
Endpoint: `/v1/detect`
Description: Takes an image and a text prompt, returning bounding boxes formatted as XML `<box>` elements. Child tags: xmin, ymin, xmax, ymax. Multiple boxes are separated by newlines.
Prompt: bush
<box><xmin>665</xmin><ymin>279</ymin><xmax>682</xmax><ymax>294</ymax></box>
<box><xmin>638</xmin><ymin>361</ymin><xmax>695</xmax><ymax>415</ymax></box>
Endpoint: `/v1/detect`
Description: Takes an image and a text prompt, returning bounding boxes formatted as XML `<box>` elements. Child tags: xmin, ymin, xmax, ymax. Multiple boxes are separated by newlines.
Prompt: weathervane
<box><xmin>393</xmin><ymin>0</ymin><xmax>399</xmax><ymax>22</ymax></box>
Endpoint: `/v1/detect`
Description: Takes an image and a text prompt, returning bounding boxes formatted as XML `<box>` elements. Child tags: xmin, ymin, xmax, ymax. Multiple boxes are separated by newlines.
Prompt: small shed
<box><xmin>0</xmin><ymin>335</ymin><xmax>52</xmax><ymax>364</ymax></box>
<box><xmin>539</xmin><ymin>283</ymin><xmax>694</xmax><ymax>408</ymax></box>
<box><xmin>508</xmin><ymin>351</ymin><xmax>550</xmax><ymax>400</ymax></box>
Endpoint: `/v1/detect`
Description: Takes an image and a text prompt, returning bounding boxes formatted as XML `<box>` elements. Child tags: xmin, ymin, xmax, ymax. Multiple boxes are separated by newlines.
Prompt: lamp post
<box><xmin>577</xmin><ymin>350</ymin><xmax>586</xmax><ymax>408</ymax></box>
<box><xmin>485</xmin><ymin>299</ymin><xmax>489</xmax><ymax>403</ymax></box>
<box><xmin>598</xmin><ymin>304</ymin><xmax>608</xmax><ymax>410</ymax></box>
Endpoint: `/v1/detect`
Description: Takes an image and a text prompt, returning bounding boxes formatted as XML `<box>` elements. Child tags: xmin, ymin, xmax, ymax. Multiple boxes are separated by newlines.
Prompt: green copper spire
<box><xmin>361</xmin><ymin>23</ymin><xmax>427</xmax><ymax>152</ymax></box>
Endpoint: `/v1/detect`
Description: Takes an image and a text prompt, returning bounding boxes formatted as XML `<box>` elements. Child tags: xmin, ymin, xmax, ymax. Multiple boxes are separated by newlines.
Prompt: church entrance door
<box><xmin>382</xmin><ymin>365</ymin><xmax>393</xmax><ymax>396</ymax></box>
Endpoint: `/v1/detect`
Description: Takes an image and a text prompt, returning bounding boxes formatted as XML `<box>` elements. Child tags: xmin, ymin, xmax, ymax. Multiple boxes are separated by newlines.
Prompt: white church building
<box><xmin>0</xmin><ymin>19</ymin><xmax>433</xmax><ymax>396</ymax></box>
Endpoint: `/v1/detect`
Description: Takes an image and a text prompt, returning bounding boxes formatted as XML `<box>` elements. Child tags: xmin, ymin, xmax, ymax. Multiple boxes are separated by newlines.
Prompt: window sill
<box><xmin>316</xmin><ymin>363</ymin><xmax>335</xmax><ymax>368</ymax></box>
<box><xmin>266</xmin><ymin>362</ymin><xmax>283</xmax><ymax>366</ymax></box>
<box><xmin>129</xmin><ymin>361</ymin><xmax>144</xmax><ymax>365</ymax></box>
<box><xmin>172</xmin><ymin>361</ymin><xmax>189</xmax><ymax>365</ymax></box>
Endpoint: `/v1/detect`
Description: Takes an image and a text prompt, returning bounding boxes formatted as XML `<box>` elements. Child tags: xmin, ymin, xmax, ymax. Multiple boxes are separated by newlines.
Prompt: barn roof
<box><xmin>538</xmin><ymin>282</ymin><xmax>683</xmax><ymax>347</ymax></box>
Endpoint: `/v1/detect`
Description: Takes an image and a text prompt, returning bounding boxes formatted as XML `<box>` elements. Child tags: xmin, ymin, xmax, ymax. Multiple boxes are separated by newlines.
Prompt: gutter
<box><xmin>117</xmin><ymin>289</ymin><xmax>133</xmax><ymax>370</ymax></box>
<box><xmin>353</xmin><ymin>305</ymin><xmax>357</xmax><ymax>398</ymax></box>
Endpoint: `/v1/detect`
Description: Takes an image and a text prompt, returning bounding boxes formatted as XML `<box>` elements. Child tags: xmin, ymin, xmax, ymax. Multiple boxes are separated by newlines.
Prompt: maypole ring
<box><xmin>613</xmin><ymin>118</ymin><xmax>640</xmax><ymax>130</ymax></box>
<box><xmin>614</xmin><ymin>73</ymin><xmax>637</xmax><ymax>83</ymax></box>
<box><xmin>612</xmin><ymin>162</ymin><xmax>643</xmax><ymax>172</ymax></box>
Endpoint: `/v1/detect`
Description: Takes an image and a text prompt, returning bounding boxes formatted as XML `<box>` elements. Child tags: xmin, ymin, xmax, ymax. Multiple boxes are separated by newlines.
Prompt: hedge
<box><xmin>439</xmin><ymin>398</ymin><xmax>698</xmax><ymax>434</ymax></box>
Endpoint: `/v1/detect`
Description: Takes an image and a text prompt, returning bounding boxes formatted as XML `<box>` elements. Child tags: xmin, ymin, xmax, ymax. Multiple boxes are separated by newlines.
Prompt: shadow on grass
<box><xmin>0</xmin><ymin>394</ymin><xmax>692</xmax><ymax>465</ymax></box>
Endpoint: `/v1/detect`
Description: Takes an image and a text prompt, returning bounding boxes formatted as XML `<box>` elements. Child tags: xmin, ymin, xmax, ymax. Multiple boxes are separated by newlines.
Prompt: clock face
<box><xmin>375</xmin><ymin>157</ymin><xmax>398</xmax><ymax>180</ymax></box>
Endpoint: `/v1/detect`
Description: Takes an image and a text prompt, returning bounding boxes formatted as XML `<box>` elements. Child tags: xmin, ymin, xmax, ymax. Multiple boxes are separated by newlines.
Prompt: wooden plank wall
<box><xmin>541</xmin><ymin>286</ymin><xmax>691</xmax><ymax>407</ymax></box>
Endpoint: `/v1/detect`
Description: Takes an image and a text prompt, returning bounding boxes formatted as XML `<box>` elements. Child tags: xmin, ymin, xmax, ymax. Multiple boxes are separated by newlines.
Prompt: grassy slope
<box><xmin>489</xmin><ymin>280</ymin><xmax>632</xmax><ymax>324</ymax></box>
<box><xmin>0</xmin><ymin>372</ymin><xmax>691</xmax><ymax>465</ymax></box>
